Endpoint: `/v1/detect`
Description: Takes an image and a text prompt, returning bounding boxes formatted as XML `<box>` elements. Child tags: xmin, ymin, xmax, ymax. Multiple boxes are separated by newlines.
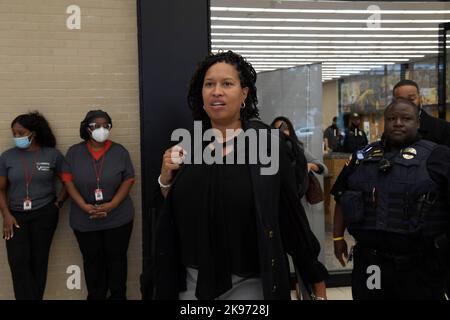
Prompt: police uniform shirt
<box><xmin>0</xmin><ymin>147</ymin><xmax>66</xmax><ymax>212</ymax></box>
<box><xmin>331</xmin><ymin>138</ymin><xmax>450</xmax><ymax>251</ymax></box>
<box><xmin>62</xmin><ymin>140</ymin><xmax>135</xmax><ymax>232</ymax></box>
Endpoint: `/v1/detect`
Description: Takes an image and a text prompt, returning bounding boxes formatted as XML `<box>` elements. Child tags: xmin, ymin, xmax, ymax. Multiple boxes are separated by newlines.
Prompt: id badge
<box><xmin>94</xmin><ymin>188</ymin><xmax>103</xmax><ymax>201</ymax></box>
<box><xmin>23</xmin><ymin>197</ymin><xmax>32</xmax><ymax>211</ymax></box>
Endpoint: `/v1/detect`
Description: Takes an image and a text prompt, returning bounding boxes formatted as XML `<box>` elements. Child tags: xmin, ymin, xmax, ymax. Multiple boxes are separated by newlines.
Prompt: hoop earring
<box><xmin>241</xmin><ymin>102</ymin><xmax>246</xmax><ymax>109</ymax></box>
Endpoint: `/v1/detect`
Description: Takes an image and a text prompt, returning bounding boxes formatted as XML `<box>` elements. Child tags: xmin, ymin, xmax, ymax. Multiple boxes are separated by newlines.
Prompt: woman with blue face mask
<box><xmin>61</xmin><ymin>110</ymin><xmax>135</xmax><ymax>300</ymax></box>
<box><xmin>0</xmin><ymin>111</ymin><xmax>67</xmax><ymax>300</ymax></box>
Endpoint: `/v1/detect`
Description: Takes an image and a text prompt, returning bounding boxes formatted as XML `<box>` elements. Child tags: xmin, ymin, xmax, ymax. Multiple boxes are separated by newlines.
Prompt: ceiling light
<box><xmin>211</xmin><ymin>43</ymin><xmax>438</xmax><ymax>49</ymax></box>
<box><xmin>211</xmin><ymin>17</ymin><xmax>450</xmax><ymax>24</ymax></box>
<box><xmin>211</xmin><ymin>25</ymin><xmax>439</xmax><ymax>32</ymax></box>
<box><xmin>211</xmin><ymin>32</ymin><xmax>439</xmax><ymax>38</ymax></box>
<box><xmin>212</xmin><ymin>48</ymin><xmax>438</xmax><ymax>54</ymax></box>
<box><xmin>211</xmin><ymin>36</ymin><xmax>439</xmax><ymax>44</ymax></box>
<box><xmin>211</xmin><ymin>7</ymin><xmax>450</xmax><ymax>15</ymax></box>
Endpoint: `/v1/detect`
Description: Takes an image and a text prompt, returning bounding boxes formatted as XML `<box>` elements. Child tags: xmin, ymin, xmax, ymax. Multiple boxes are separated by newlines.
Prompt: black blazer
<box><xmin>151</xmin><ymin>120</ymin><xmax>328</xmax><ymax>300</ymax></box>
<box><xmin>419</xmin><ymin>110</ymin><xmax>450</xmax><ymax>147</ymax></box>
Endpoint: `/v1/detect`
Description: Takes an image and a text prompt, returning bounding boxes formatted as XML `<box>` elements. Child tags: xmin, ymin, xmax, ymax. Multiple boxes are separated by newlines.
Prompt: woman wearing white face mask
<box><xmin>0</xmin><ymin>111</ymin><xmax>67</xmax><ymax>300</ymax></box>
<box><xmin>61</xmin><ymin>110</ymin><xmax>135</xmax><ymax>300</ymax></box>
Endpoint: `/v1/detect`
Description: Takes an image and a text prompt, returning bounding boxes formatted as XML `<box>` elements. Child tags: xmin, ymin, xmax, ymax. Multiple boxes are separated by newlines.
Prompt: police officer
<box><xmin>332</xmin><ymin>97</ymin><xmax>450</xmax><ymax>300</ymax></box>
<box><xmin>393</xmin><ymin>79</ymin><xmax>450</xmax><ymax>147</ymax></box>
<box><xmin>342</xmin><ymin>113</ymin><xmax>368</xmax><ymax>153</ymax></box>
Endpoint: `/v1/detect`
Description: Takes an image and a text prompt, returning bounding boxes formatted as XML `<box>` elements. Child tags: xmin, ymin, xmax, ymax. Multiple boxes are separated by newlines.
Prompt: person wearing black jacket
<box><xmin>342</xmin><ymin>113</ymin><xmax>368</xmax><ymax>153</ymax></box>
<box><xmin>332</xmin><ymin>98</ymin><xmax>450</xmax><ymax>299</ymax></box>
<box><xmin>152</xmin><ymin>51</ymin><xmax>328</xmax><ymax>300</ymax></box>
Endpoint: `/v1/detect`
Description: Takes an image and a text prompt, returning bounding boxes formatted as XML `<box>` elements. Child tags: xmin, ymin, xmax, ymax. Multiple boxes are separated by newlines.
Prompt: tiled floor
<box><xmin>327</xmin><ymin>287</ymin><xmax>352</xmax><ymax>300</ymax></box>
<box><xmin>291</xmin><ymin>287</ymin><xmax>352</xmax><ymax>300</ymax></box>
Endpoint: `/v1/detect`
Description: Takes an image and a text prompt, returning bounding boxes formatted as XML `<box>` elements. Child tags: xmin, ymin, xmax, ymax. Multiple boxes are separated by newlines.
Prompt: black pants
<box><xmin>351</xmin><ymin>244</ymin><xmax>446</xmax><ymax>300</ymax></box>
<box><xmin>6</xmin><ymin>202</ymin><xmax>59</xmax><ymax>300</ymax></box>
<box><xmin>74</xmin><ymin>221</ymin><xmax>133</xmax><ymax>300</ymax></box>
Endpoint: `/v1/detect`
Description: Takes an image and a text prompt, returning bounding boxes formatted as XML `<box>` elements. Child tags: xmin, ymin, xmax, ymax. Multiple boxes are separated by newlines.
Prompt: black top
<box><xmin>324</xmin><ymin>125</ymin><xmax>342</xmax><ymax>152</ymax></box>
<box><xmin>331</xmin><ymin>138</ymin><xmax>450</xmax><ymax>251</ymax></box>
<box><xmin>419</xmin><ymin>110</ymin><xmax>450</xmax><ymax>147</ymax></box>
<box><xmin>171</xmin><ymin>140</ymin><xmax>259</xmax><ymax>298</ymax></box>
<box><xmin>342</xmin><ymin>128</ymin><xmax>368</xmax><ymax>153</ymax></box>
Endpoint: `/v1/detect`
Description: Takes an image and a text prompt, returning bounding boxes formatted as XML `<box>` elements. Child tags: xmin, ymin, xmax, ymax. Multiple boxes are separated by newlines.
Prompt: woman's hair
<box><xmin>270</xmin><ymin>116</ymin><xmax>302</xmax><ymax>146</ymax></box>
<box><xmin>79</xmin><ymin>109</ymin><xmax>113</xmax><ymax>141</ymax></box>
<box><xmin>11</xmin><ymin>111</ymin><xmax>56</xmax><ymax>148</ymax></box>
<box><xmin>187</xmin><ymin>50</ymin><xmax>259</xmax><ymax>123</ymax></box>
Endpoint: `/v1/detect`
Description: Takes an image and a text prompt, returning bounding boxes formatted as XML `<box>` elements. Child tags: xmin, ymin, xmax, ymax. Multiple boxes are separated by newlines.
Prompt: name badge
<box><xmin>23</xmin><ymin>198</ymin><xmax>32</xmax><ymax>211</ymax></box>
<box><xmin>94</xmin><ymin>188</ymin><xmax>104</xmax><ymax>201</ymax></box>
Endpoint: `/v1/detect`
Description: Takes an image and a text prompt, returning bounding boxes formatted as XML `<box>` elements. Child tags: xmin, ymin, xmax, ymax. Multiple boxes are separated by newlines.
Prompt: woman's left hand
<box><xmin>307</xmin><ymin>163</ymin><xmax>319</xmax><ymax>173</ymax></box>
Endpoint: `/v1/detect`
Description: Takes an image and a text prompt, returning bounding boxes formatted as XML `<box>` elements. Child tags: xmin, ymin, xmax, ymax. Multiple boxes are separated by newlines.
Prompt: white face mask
<box><xmin>90</xmin><ymin>127</ymin><xmax>110</xmax><ymax>143</ymax></box>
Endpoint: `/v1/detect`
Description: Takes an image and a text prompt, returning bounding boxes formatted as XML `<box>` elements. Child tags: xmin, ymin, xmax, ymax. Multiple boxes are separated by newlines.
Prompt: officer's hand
<box><xmin>334</xmin><ymin>239</ymin><xmax>348</xmax><ymax>267</ymax></box>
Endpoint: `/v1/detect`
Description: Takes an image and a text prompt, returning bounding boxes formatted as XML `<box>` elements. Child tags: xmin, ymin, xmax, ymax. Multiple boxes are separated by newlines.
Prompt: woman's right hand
<box><xmin>81</xmin><ymin>203</ymin><xmax>107</xmax><ymax>219</ymax></box>
<box><xmin>3</xmin><ymin>213</ymin><xmax>20</xmax><ymax>240</ymax></box>
<box><xmin>160</xmin><ymin>145</ymin><xmax>186</xmax><ymax>186</ymax></box>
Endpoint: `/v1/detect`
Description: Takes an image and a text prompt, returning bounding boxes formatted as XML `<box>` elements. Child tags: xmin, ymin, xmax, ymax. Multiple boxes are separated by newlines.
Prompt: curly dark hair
<box><xmin>11</xmin><ymin>111</ymin><xmax>56</xmax><ymax>148</ymax></box>
<box><xmin>187</xmin><ymin>50</ymin><xmax>259</xmax><ymax>123</ymax></box>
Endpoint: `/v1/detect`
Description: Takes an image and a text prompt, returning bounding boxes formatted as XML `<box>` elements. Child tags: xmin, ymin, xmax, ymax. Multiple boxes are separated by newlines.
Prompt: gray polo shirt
<box><xmin>0</xmin><ymin>147</ymin><xmax>65</xmax><ymax>212</ymax></box>
<box><xmin>63</xmin><ymin>141</ymin><xmax>135</xmax><ymax>232</ymax></box>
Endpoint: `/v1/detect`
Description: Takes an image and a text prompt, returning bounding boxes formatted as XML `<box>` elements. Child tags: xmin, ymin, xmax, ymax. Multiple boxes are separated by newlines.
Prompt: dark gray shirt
<box><xmin>63</xmin><ymin>141</ymin><xmax>135</xmax><ymax>232</ymax></box>
<box><xmin>0</xmin><ymin>147</ymin><xmax>65</xmax><ymax>212</ymax></box>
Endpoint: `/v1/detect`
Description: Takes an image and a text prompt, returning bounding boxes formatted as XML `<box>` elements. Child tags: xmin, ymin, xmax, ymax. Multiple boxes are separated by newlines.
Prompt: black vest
<box><xmin>341</xmin><ymin>140</ymin><xmax>448</xmax><ymax>237</ymax></box>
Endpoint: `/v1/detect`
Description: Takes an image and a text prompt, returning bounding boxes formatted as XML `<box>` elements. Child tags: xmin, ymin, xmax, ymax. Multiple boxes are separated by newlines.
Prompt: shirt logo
<box><xmin>36</xmin><ymin>162</ymin><xmax>50</xmax><ymax>171</ymax></box>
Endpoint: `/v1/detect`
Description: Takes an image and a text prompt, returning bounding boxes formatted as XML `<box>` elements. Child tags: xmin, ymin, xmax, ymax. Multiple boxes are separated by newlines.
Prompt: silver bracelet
<box><xmin>158</xmin><ymin>175</ymin><xmax>171</xmax><ymax>189</ymax></box>
<box><xmin>311</xmin><ymin>294</ymin><xmax>326</xmax><ymax>300</ymax></box>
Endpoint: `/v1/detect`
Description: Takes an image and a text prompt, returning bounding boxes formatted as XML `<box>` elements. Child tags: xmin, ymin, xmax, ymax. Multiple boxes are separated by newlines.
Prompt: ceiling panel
<box><xmin>211</xmin><ymin>0</ymin><xmax>450</xmax><ymax>81</ymax></box>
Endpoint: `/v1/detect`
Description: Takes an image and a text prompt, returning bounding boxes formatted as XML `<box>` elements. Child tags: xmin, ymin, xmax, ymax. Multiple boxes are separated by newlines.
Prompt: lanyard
<box><xmin>91</xmin><ymin>154</ymin><xmax>106</xmax><ymax>189</ymax></box>
<box><xmin>19</xmin><ymin>148</ymin><xmax>40</xmax><ymax>199</ymax></box>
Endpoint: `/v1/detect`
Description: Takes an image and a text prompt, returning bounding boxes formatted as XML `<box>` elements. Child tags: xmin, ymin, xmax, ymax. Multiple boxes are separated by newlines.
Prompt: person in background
<box><xmin>62</xmin><ymin>110</ymin><xmax>135</xmax><ymax>300</ymax></box>
<box><xmin>0</xmin><ymin>111</ymin><xmax>67</xmax><ymax>300</ymax></box>
<box><xmin>271</xmin><ymin>116</ymin><xmax>328</xmax><ymax>201</ymax></box>
<box><xmin>342</xmin><ymin>113</ymin><xmax>368</xmax><ymax>153</ymax></box>
<box><xmin>153</xmin><ymin>51</ymin><xmax>328</xmax><ymax>300</ymax></box>
<box><xmin>323</xmin><ymin>116</ymin><xmax>342</xmax><ymax>153</ymax></box>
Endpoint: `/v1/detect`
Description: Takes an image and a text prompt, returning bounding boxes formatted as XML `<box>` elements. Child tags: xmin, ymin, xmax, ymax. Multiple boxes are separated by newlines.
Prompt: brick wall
<box><xmin>0</xmin><ymin>0</ymin><xmax>141</xmax><ymax>299</ymax></box>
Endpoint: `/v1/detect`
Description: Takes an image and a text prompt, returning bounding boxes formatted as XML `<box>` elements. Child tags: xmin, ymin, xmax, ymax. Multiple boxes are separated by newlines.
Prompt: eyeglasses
<box><xmin>88</xmin><ymin>123</ymin><xmax>111</xmax><ymax>130</ymax></box>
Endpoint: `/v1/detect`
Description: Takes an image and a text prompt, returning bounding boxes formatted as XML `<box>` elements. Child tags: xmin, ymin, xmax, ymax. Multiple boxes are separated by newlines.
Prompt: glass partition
<box><xmin>256</xmin><ymin>64</ymin><xmax>326</xmax><ymax>263</ymax></box>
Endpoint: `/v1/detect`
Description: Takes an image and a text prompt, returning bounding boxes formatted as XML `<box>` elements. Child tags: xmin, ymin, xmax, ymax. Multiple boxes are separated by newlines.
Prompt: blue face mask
<box><xmin>14</xmin><ymin>134</ymin><xmax>33</xmax><ymax>149</ymax></box>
